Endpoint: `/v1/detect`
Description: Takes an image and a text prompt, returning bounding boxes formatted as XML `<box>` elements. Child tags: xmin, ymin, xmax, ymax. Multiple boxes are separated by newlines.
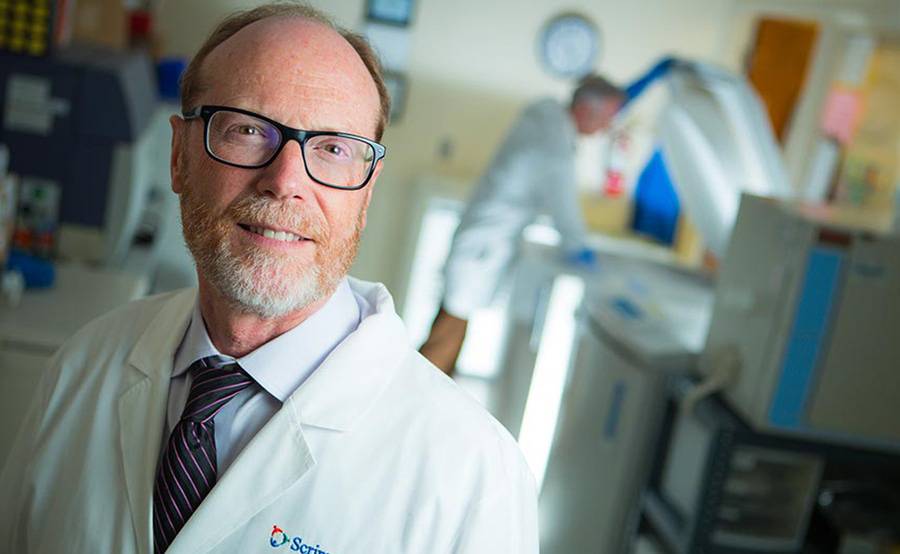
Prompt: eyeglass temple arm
<box><xmin>182</xmin><ymin>107</ymin><xmax>202</xmax><ymax>119</ymax></box>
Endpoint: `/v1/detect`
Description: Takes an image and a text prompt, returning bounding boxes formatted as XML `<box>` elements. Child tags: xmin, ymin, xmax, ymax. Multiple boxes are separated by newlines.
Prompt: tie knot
<box><xmin>182</xmin><ymin>356</ymin><xmax>255</xmax><ymax>423</ymax></box>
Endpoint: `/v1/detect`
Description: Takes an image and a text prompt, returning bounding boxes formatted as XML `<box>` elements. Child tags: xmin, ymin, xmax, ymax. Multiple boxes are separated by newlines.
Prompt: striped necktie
<box><xmin>153</xmin><ymin>356</ymin><xmax>255</xmax><ymax>553</ymax></box>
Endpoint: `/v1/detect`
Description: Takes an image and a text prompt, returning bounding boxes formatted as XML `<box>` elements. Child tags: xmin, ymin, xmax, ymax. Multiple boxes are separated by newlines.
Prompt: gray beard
<box><xmin>179</xmin><ymin>185</ymin><xmax>361</xmax><ymax>320</ymax></box>
<box><xmin>200</xmin><ymin>234</ymin><xmax>325</xmax><ymax>319</ymax></box>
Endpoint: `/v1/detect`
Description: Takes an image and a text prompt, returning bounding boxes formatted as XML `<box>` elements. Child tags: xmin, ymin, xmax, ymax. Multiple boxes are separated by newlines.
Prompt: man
<box><xmin>0</xmin><ymin>4</ymin><xmax>537</xmax><ymax>553</ymax></box>
<box><xmin>420</xmin><ymin>77</ymin><xmax>625</xmax><ymax>374</ymax></box>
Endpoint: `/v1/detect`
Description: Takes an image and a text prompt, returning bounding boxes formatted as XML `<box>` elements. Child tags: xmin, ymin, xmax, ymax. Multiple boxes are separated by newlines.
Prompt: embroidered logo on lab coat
<box><xmin>269</xmin><ymin>525</ymin><xmax>330</xmax><ymax>553</ymax></box>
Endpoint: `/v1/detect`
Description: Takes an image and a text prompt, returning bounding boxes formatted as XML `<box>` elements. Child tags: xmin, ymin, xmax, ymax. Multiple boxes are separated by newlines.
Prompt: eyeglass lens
<box><xmin>207</xmin><ymin>110</ymin><xmax>375</xmax><ymax>188</ymax></box>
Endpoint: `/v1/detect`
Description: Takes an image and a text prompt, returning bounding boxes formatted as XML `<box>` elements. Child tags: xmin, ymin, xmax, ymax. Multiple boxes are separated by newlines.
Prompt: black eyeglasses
<box><xmin>182</xmin><ymin>105</ymin><xmax>386</xmax><ymax>191</ymax></box>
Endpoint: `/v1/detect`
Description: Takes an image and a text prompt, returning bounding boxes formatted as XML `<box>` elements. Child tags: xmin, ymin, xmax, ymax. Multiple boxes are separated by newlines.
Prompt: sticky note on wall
<box><xmin>821</xmin><ymin>87</ymin><xmax>863</xmax><ymax>145</ymax></box>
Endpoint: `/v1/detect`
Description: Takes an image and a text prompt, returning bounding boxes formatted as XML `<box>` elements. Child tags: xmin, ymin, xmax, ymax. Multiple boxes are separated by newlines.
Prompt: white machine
<box><xmin>652</xmin><ymin>60</ymin><xmax>794</xmax><ymax>256</ymax></box>
<box><xmin>700</xmin><ymin>193</ymin><xmax>900</xmax><ymax>451</ymax></box>
<box><xmin>511</xmin><ymin>244</ymin><xmax>713</xmax><ymax>554</ymax></box>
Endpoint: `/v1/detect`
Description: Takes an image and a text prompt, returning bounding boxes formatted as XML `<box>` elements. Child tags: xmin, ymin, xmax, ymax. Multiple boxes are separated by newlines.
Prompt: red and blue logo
<box><xmin>269</xmin><ymin>525</ymin><xmax>330</xmax><ymax>554</ymax></box>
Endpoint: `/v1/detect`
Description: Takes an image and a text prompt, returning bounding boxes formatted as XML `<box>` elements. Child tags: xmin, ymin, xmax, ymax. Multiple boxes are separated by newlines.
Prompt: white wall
<box><xmin>154</xmin><ymin>0</ymin><xmax>738</xmax><ymax>296</ymax></box>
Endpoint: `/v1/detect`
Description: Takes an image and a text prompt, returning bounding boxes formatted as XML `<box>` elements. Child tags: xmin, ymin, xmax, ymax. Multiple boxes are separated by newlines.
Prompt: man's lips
<box><xmin>238</xmin><ymin>223</ymin><xmax>311</xmax><ymax>243</ymax></box>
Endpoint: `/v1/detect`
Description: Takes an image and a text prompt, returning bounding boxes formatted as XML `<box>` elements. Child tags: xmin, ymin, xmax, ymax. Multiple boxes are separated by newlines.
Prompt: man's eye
<box><xmin>322</xmin><ymin>143</ymin><xmax>346</xmax><ymax>156</ymax></box>
<box><xmin>315</xmin><ymin>140</ymin><xmax>354</xmax><ymax>159</ymax></box>
<box><xmin>233</xmin><ymin>125</ymin><xmax>263</xmax><ymax>136</ymax></box>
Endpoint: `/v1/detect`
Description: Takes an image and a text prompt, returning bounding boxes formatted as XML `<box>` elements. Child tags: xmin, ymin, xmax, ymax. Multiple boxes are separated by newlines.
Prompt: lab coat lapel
<box><xmin>166</xmin><ymin>401</ymin><xmax>314</xmax><ymax>554</ymax></box>
<box><xmin>117</xmin><ymin>372</ymin><xmax>170</xmax><ymax>554</ymax></box>
<box><xmin>119</xmin><ymin>288</ymin><xmax>196</xmax><ymax>554</ymax></box>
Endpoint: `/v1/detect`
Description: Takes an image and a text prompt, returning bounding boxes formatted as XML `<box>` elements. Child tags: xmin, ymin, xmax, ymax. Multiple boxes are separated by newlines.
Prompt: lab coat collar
<box><xmin>170</xmin><ymin>278</ymin><xmax>362</xmax><ymax>404</ymax></box>
<box><xmin>128</xmin><ymin>279</ymin><xmax>410</xmax><ymax>433</ymax></box>
<box><xmin>128</xmin><ymin>288</ymin><xmax>197</xmax><ymax>378</ymax></box>
<box><xmin>282</xmin><ymin>276</ymin><xmax>410</xmax><ymax>432</ymax></box>
<box><xmin>241</xmin><ymin>278</ymin><xmax>361</xmax><ymax>403</ymax></box>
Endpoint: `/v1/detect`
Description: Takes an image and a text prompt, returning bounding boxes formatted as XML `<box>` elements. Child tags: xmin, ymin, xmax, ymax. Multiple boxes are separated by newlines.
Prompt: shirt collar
<box><xmin>172</xmin><ymin>278</ymin><xmax>361</xmax><ymax>402</ymax></box>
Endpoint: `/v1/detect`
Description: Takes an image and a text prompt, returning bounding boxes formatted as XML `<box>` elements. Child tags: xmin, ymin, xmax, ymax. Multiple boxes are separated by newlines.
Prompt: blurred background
<box><xmin>1</xmin><ymin>0</ymin><xmax>899</xmax><ymax>552</ymax></box>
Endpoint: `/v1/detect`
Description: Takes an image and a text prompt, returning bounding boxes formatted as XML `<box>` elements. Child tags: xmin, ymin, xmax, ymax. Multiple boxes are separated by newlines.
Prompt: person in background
<box><xmin>0</xmin><ymin>4</ymin><xmax>538</xmax><ymax>553</ymax></box>
<box><xmin>420</xmin><ymin>76</ymin><xmax>625</xmax><ymax>375</ymax></box>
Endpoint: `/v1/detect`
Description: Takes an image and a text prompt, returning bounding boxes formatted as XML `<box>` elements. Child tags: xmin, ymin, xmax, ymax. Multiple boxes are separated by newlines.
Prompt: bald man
<box><xmin>0</xmin><ymin>4</ymin><xmax>538</xmax><ymax>553</ymax></box>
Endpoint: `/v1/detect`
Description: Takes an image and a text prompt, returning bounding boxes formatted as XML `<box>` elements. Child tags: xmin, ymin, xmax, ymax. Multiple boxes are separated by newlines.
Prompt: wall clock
<box><xmin>538</xmin><ymin>13</ymin><xmax>600</xmax><ymax>78</ymax></box>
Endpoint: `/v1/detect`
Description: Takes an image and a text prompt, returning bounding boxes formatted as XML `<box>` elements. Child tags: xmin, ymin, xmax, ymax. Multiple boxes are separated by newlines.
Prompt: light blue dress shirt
<box><xmin>163</xmin><ymin>278</ymin><xmax>369</xmax><ymax>473</ymax></box>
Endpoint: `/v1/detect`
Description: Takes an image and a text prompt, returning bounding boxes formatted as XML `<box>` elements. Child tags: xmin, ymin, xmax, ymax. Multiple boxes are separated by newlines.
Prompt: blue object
<box><xmin>768</xmin><ymin>247</ymin><xmax>843</xmax><ymax>429</ymax></box>
<box><xmin>565</xmin><ymin>247</ymin><xmax>598</xmax><ymax>270</ymax></box>
<box><xmin>603</xmin><ymin>381</ymin><xmax>627</xmax><ymax>440</ymax></box>
<box><xmin>157</xmin><ymin>58</ymin><xmax>187</xmax><ymax>101</ymax></box>
<box><xmin>6</xmin><ymin>250</ymin><xmax>55</xmax><ymax>288</ymax></box>
<box><xmin>610</xmin><ymin>296</ymin><xmax>644</xmax><ymax>321</ymax></box>
<box><xmin>631</xmin><ymin>148</ymin><xmax>680</xmax><ymax>245</ymax></box>
<box><xmin>623</xmin><ymin>56</ymin><xmax>677</xmax><ymax>107</ymax></box>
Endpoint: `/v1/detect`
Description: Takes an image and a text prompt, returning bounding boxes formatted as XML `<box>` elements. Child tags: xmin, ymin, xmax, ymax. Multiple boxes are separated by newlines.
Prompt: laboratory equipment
<box><xmin>0</xmin><ymin>45</ymin><xmax>164</xmax><ymax>265</ymax></box>
<box><xmin>658</xmin><ymin>61</ymin><xmax>793</xmax><ymax>256</ymax></box>
<box><xmin>644</xmin><ymin>375</ymin><xmax>900</xmax><ymax>554</ymax></box>
<box><xmin>478</xmin><ymin>237</ymin><xmax>713</xmax><ymax>553</ymax></box>
<box><xmin>624</xmin><ymin>58</ymin><xmax>794</xmax><ymax>257</ymax></box>
<box><xmin>700</xmin><ymin>193</ymin><xmax>900</xmax><ymax>451</ymax></box>
<box><xmin>537</xmin><ymin>253</ymin><xmax>713</xmax><ymax>554</ymax></box>
<box><xmin>647</xmin><ymin>377</ymin><xmax>825</xmax><ymax>553</ymax></box>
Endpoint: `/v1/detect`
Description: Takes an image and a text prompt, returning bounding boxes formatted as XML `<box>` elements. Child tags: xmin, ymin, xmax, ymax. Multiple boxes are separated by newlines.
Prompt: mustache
<box><xmin>227</xmin><ymin>194</ymin><xmax>327</xmax><ymax>241</ymax></box>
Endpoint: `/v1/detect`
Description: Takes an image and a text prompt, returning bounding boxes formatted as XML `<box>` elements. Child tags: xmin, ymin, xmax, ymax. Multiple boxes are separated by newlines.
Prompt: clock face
<box><xmin>538</xmin><ymin>13</ymin><xmax>600</xmax><ymax>78</ymax></box>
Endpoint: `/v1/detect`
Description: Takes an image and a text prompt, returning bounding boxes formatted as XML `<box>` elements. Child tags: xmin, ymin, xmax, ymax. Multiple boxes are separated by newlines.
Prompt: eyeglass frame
<box><xmin>181</xmin><ymin>105</ymin><xmax>387</xmax><ymax>191</ymax></box>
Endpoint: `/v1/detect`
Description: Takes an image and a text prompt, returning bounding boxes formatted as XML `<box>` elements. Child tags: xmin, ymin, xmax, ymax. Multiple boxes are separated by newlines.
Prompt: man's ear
<box><xmin>170</xmin><ymin>115</ymin><xmax>186</xmax><ymax>194</ymax></box>
<box><xmin>359</xmin><ymin>159</ymin><xmax>383</xmax><ymax>230</ymax></box>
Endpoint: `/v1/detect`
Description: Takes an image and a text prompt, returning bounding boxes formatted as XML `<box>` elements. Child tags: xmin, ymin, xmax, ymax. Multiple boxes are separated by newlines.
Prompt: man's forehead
<box><xmin>196</xmin><ymin>16</ymin><xmax>379</xmax><ymax>133</ymax></box>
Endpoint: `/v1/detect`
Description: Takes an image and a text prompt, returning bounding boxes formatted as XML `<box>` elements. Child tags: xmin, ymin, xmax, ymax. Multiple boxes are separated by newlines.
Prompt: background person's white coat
<box><xmin>442</xmin><ymin>99</ymin><xmax>588</xmax><ymax>318</ymax></box>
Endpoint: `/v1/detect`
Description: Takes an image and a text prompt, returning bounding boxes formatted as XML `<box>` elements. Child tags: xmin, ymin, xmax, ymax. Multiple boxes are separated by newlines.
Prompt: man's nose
<box><xmin>256</xmin><ymin>139</ymin><xmax>313</xmax><ymax>200</ymax></box>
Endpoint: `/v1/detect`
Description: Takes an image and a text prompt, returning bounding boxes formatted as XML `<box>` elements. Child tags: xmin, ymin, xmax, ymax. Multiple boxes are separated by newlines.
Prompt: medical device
<box><xmin>700</xmin><ymin>193</ymin><xmax>900</xmax><ymax>451</ymax></box>
<box><xmin>0</xmin><ymin>46</ymin><xmax>164</xmax><ymax>265</ymax></box>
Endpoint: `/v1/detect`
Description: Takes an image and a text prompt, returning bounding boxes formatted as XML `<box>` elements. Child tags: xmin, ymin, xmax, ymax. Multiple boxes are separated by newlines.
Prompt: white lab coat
<box><xmin>443</xmin><ymin>98</ymin><xmax>588</xmax><ymax>318</ymax></box>
<box><xmin>0</xmin><ymin>279</ymin><xmax>538</xmax><ymax>553</ymax></box>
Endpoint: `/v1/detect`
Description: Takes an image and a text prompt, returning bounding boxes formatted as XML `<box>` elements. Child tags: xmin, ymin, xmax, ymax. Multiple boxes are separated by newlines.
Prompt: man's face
<box><xmin>170</xmin><ymin>17</ymin><xmax>383</xmax><ymax>319</ymax></box>
<box><xmin>573</xmin><ymin>97</ymin><xmax>622</xmax><ymax>135</ymax></box>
